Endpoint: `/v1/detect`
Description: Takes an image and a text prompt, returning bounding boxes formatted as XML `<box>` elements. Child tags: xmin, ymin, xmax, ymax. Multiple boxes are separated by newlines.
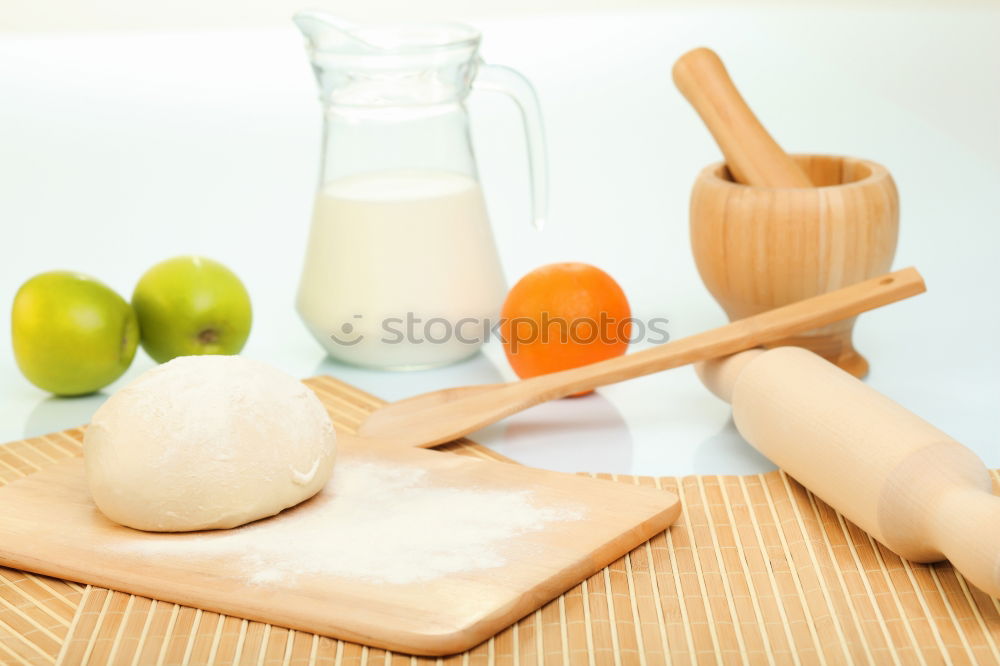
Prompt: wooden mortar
<box><xmin>689</xmin><ymin>154</ymin><xmax>899</xmax><ymax>378</ymax></box>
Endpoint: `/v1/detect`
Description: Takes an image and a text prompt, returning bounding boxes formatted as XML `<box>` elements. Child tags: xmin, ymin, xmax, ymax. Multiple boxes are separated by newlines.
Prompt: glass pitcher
<box><xmin>293</xmin><ymin>12</ymin><xmax>547</xmax><ymax>370</ymax></box>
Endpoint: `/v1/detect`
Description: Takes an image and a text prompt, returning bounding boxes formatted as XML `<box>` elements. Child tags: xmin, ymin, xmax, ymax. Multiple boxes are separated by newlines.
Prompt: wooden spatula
<box><xmin>356</xmin><ymin>268</ymin><xmax>924</xmax><ymax>448</ymax></box>
<box><xmin>672</xmin><ymin>46</ymin><xmax>813</xmax><ymax>187</ymax></box>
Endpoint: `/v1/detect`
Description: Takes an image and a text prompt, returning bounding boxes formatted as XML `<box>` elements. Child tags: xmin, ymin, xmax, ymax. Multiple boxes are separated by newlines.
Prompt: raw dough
<box><xmin>83</xmin><ymin>355</ymin><xmax>337</xmax><ymax>532</ymax></box>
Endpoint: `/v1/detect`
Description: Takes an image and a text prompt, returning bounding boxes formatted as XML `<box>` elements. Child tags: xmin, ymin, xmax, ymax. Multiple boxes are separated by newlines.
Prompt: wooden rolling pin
<box><xmin>672</xmin><ymin>47</ymin><xmax>813</xmax><ymax>187</ymax></box>
<box><xmin>698</xmin><ymin>348</ymin><xmax>1000</xmax><ymax>598</ymax></box>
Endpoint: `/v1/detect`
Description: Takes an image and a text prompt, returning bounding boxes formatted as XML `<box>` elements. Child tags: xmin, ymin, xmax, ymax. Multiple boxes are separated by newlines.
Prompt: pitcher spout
<box><xmin>293</xmin><ymin>10</ymin><xmax>481</xmax><ymax>55</ymax></box>
<box><xmin>293</xmin><ymin>11</ymin><xmax>485</xmax><ymax>107</ymax></box>
<box><xmin>293</xmin><ymin>11</ymin><xmax>377</xmax><ymax>54</ymax></box>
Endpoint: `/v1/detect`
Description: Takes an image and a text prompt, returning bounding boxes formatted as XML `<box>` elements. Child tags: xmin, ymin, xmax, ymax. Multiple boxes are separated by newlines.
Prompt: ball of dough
<box><xmin>84</xmin><ymin>355</ymin><xmax>336</xmax><ymax>532</ymax></box>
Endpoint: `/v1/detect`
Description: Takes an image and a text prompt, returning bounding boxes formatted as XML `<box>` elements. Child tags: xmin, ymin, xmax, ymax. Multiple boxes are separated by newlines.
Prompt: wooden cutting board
<box><xmin>0</xmin><ymin>430</ymin><xmax>678</xmax><ymax>656</ymax></box>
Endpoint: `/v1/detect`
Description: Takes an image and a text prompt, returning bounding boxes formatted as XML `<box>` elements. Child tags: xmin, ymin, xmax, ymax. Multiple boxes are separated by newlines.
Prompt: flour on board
<box><xmin>121</xmin><ymin>458</ymin><xmax>585</xmax><ymax>585</ymax></box>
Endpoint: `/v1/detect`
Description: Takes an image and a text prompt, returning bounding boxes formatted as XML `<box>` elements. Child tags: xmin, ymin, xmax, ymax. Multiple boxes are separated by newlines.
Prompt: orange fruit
<box><xmin>500</xmin><ymin>263</ymin><xmax>631</xmax><ymax>391</ymax></box>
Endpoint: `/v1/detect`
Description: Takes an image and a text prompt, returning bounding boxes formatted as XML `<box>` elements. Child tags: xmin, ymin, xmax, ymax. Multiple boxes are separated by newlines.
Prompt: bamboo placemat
<box><xmin>2</xmin><ymin>375</ymin><xmax>1000</xmax><ymax>665</ymax></box>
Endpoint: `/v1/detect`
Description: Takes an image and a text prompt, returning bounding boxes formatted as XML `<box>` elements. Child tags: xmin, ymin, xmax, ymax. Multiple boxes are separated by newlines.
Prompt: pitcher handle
<box><xmin>474</xmin><ymin>61</ymin><xmax>549</xmax><ymax>231</ymax></box>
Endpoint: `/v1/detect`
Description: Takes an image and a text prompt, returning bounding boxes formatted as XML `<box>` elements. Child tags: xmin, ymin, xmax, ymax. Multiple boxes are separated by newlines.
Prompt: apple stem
<box><xmin>199</xmin><ymin>329</ymin><xmax>219</xmax><ymax>344</ymax></box>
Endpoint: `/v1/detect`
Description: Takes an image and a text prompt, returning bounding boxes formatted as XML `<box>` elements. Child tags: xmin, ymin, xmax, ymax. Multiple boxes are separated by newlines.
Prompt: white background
<box><xmin>1</xmin><ymin>3</ymin><xmax>998</xmax><ymax>475</ymax></box>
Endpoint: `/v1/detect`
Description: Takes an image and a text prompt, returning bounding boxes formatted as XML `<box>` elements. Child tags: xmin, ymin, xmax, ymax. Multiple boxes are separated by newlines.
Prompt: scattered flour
<box><xmin>121</xmin><ymin>459</ymin><xmax>584</xmax><ymax>586</ymax></box>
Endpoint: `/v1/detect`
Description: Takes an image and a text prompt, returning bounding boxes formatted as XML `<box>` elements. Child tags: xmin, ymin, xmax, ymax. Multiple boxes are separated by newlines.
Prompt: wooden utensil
<box><xmin>697</xmin><ymin>347</ymin><xmax>1000</xmax><ymax>599</ymax></box>
<box><xmin>0</xmin><ymin>435</ymin><xmax>679</xmax><ymax>656</ymax></box>
<box><xmin>672</xmin><ymin>46</ymin><xmax>812</xmax><ymax>187</ymax></box>
<box><xmin>689</xmin><ymin>155</ymin><xmax>899</xmax><ymax>378</ymax></box>
<box><xmin>358</xmin><ymin>268</ymin><xmax>924</xmax><ymax>448</ymax></box>
<box><xmin>675</xmin><ymin>47</ymin><xmax>900</xmax><ymax>377</ymax></box>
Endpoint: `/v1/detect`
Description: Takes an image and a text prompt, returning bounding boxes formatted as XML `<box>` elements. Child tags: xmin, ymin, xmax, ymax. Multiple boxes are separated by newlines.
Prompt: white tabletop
<box><xmin>2</xmin><ymin>6</ymin><xmax>998</xmax><ymax>476</ymax></box>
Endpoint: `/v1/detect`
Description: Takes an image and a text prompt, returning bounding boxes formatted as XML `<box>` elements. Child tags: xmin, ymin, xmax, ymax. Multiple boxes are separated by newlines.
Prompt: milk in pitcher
<box><xmin>296</xmin><ymin>169</ymin><xmax>508</xmax><ymax>369</ymax></box>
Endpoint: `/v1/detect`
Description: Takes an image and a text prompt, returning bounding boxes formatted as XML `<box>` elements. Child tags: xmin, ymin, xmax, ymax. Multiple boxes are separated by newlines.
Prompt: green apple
<box><xmin>12</xmin><ymin>271</ymin><xmax>139</xmax><ymax>396</ymax></box>
<box><xmin>132</xmin><ymin>256</ymin><xmax>252</xmax><ymax>363</ymax></box>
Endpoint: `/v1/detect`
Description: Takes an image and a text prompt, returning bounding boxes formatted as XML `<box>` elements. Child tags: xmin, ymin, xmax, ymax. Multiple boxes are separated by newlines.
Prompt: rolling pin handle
<box><xmin>695</xmin><ymin>349</ymin><xmax>765</xmax><ymax>404</ymax></box>
<box><xmin>931</xmin><ymin>488</ymin><xmax>1000</xmax><ymax>598</ymax></box>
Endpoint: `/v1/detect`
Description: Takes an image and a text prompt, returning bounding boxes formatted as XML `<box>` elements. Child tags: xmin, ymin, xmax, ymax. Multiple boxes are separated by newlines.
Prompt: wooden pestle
<box><xmin>697</xmin><ymin>348</ymin><xmax>1000</xmax><ymax>598</ymax></box>
<box><xmin>672</xmin><ymin>47</ymin><xmax>813</xmax><ymax>187</ymax></box>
